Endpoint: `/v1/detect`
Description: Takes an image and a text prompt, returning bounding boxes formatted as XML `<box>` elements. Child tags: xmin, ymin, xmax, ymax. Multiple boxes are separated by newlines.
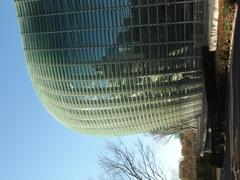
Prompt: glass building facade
<box><xmin>15</xmin><ymin>0</ymin><xmax>207</xmax><ymax>135</ymax></box>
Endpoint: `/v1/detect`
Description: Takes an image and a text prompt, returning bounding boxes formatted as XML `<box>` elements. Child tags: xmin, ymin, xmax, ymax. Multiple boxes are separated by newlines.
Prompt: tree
<box><xmin>99</xmin><ymin>139</ymin><xmax>167</xmax><ymax>180</ymax></box>
<box><xmin>150</xmin><ymin>119</ymin><xmax>198</xmax><ymax>143</ymax></box>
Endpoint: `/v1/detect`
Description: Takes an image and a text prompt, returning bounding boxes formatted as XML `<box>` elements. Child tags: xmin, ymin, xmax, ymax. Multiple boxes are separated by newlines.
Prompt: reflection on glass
<box><xmin>15</xmin><ymin>0</ymin><xmax>207</xmax><ymax>135</ymax></box>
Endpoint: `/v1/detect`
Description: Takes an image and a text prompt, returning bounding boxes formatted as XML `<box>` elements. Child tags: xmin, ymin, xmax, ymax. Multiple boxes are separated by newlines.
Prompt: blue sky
<box><xmin>0</xmin><ymin>1</ymin><xmax>181</xmax><ymax>180</ymax></box>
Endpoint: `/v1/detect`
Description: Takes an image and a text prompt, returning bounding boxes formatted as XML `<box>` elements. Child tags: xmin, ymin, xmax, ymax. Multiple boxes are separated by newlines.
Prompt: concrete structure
<box><xmin>208</xmin><ymin>0</ymin><xmax>219</xmax><ymax>51</ymax></box>
<box><xmin>15</xmin><ymin>0</ymin><xmax>207</xmax><ymax>135</ymax></box>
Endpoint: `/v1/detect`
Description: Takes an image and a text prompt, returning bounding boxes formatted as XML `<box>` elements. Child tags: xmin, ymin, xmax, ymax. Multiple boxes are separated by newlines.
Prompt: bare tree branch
<box><xmin>150</xmin><ymin>119</ymin><xmax>198</xmax><ymax>144</ymax></box>
<box><xmin>99</xmin><ymin>139</ymin><xmax>168</xmax><ymax>180</ymax></box>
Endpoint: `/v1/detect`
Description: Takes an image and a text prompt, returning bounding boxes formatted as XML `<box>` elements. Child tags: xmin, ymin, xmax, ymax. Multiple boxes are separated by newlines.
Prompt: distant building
<box><xmin>15</xmin><ymin>0</ymin><xmax>208</xmax><ymax>135</ymax></box>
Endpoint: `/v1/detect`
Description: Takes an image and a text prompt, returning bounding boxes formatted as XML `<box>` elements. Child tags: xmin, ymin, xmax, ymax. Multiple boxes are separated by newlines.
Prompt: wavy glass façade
<box><xmin>15</xmin><ymin>0</ymin><xmax>207</xmax><ymax>135</ymax></box>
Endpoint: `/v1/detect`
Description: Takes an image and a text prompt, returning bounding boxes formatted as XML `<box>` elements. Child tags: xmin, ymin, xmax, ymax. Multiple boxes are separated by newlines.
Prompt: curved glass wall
<box><xmin>15</xmin><ymin>0</ymin><xmax>207</xmax><ymax>135</ymax></box>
